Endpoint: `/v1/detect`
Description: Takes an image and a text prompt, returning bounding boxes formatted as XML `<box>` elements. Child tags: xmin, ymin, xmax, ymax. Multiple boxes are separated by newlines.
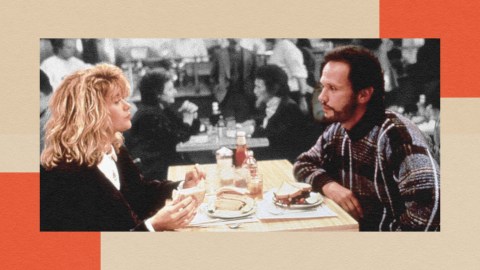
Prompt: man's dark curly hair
<box><xmin>320</xmin><ymin>45</ymin><xmax>385</xmax><ymax>112</ymax></box>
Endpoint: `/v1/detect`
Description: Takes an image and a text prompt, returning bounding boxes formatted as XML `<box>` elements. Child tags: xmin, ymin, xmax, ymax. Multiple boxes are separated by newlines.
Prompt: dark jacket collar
<box><xmin>345</xmin><ymin>107</ymin><xmax>385</xmax><ymax>141</ymax></box>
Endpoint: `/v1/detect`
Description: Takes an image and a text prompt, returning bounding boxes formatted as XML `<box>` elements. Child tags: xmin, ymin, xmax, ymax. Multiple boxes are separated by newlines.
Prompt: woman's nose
<box><xmin>123</xmin><ymin>99</ymin><xmax>131</xmax><ymax>109</ymax></box>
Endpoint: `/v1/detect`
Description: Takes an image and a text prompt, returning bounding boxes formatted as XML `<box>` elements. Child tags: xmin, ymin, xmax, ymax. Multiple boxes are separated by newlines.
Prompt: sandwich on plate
<box><xmin>273</xmin><ymin>182</ymin><xmax>314</xmax><ymax>206</ymax></box>
<box><xmin>208</xmin><ymin>186</ymin><xmax>254</xmax><ymax>213</ymax></box>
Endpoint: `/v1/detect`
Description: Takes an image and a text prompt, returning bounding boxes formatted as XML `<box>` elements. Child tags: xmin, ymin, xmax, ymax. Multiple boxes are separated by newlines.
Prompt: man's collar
<box><xmin>345</xmin><ymin>107</ymin><xmax>385</xmax><ymax>141</ymax></box>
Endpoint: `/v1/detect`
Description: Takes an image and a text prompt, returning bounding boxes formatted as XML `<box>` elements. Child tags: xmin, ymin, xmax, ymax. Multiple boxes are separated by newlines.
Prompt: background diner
<box><xmin>40</xmin><ymin>38</ymin><xmax>440</xmax><ymax>167</ymax></box>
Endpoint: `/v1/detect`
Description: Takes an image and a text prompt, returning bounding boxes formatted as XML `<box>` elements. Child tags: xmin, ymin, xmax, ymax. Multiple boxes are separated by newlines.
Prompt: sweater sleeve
<box><xmin>384</xmin><ymin>132</ymin><xmax>441</xmax><ymax>231</ymax></box>
<box><xmin>293</xmin><ymin>134</ymin><xmax>337</xmax><ymax>193</ymax></box>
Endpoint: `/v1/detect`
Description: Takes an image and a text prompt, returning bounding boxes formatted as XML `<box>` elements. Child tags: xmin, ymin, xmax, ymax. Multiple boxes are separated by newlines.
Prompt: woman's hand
<box><xmin>184</xmin><ymin>164</ymin><xmax>206</xmax><ymax>189</ymax></box>
<box><xmin>150</xmin><ymin>196</ymin><xmax>197</xmax><ymax>231</ymax></box>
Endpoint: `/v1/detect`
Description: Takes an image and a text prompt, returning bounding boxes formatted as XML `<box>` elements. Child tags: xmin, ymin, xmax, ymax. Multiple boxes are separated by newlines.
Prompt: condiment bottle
<box><xmin>209</xmin><ymin>101</ymin><xmax>221</xmax><ymax>127</ymax></box>
<box><xmin>242</xmin><ymin>150</ymin><xmax>257</xmax><ymax>177</ymax></box>
<box><xmin>217</xmin><ymin>115</ymin><xmax>225</xmax><ymax>138</ymax></box>
<box><xmin>235</xmin><ymin>131</ymin><xmax>248</xmax><ymax>167</ymax></box>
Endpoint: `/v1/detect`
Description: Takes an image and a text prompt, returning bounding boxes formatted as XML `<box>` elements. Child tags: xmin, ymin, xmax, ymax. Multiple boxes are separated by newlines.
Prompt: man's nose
<box><xmin>318</xmin><ymin>89</ymin><xmax>326</xmax><ymax>104</ymax></box>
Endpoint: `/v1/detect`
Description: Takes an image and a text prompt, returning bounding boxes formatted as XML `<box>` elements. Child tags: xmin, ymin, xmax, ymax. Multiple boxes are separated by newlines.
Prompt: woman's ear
<box><xmin>357</xmin><ymin>86</ymin><xmax>374</xmax><ymax>105</ymax></box>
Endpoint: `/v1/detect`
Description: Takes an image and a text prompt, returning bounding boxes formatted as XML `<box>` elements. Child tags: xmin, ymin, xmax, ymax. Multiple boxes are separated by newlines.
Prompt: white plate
<box><xmin>273</xmin><ymin>192</ymin><xmax>324</xmax><ymax>209</ymax></box>
<box><xmin>202</xmin><ymin>198</ymin><xmax>256</xmax><ymax>219</ymax></box>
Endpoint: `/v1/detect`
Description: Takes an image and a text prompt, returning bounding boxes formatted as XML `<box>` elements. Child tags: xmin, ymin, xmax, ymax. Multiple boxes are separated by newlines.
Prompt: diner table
<box><xmin>176</xmin><ymin>134</ymin><xmax>269</xmax><ymax>153</ymax></box>
<box><xmin>168</xmin><ymin>159</ymin><xmax>359</xmax><ymax>232</ymax></box>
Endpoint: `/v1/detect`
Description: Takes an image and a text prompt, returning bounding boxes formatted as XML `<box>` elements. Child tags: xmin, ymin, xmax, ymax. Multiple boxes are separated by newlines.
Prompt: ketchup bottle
<box><xmin>235</xmin><ymin>131</ymin><xmax>248</xmax><ymax>167</ymax></box>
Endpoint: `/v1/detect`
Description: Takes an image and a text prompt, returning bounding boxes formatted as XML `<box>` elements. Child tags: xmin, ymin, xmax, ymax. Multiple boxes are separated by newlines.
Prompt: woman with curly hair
<box><xmin>41</xmin><ymin>64</ymin><xmax>204</xmax><ymax>231</ymax></box>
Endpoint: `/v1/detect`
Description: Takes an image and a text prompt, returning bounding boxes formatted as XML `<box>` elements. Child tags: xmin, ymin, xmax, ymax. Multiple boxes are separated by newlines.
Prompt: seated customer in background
<box><xmin>41</xmin><ymin>64</ymin><xmax>204</xmax><ymax>231</ymax></box>
<box><xmin>124</xmin><ymin>69</ymin><xmax>200</xmax><ymax>180</ymax></box>
<box><xmin>243</xmin><ymin>64</ymin><xmax>315</xmax><ymax>162</ymax></box>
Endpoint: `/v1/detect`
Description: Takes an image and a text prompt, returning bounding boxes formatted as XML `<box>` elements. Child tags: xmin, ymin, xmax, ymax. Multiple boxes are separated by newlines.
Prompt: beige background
<box><xmin>0</xmin><ymin>0</ymin><xmax>378</xmax><ymax>172</ymax></box>
<box><xmin>1</xmin><ymin>0</ymin><xmax>478</xmax><ymax>269</ymax></box>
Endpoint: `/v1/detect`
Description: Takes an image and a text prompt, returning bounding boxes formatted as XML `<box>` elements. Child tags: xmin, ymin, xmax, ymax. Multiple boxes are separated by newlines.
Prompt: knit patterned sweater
<box><xmin>293</xmin><ymin>110</ymin><xmax>440</xmax><ymax>231</ymax></box>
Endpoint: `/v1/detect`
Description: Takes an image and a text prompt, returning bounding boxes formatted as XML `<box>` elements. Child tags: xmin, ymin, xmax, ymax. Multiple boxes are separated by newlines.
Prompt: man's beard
<box><xmin>321</xmin><ymin>96</ymin><xmax>357</xmax><ymax>125</ymax></box>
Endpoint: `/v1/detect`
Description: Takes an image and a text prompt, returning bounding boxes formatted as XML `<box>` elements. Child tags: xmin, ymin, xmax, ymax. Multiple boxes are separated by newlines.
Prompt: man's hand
<box><xmin>178</xmin><ymin>100</ymin><xmax>198</xmax><ymax>114</ymax></box>
<box><xmin>182</xmin><ymin>111</ymin><xmax>197</xmax><ymax>126</ymax></box>
<box><xmin>179</xmin><ymin>100</ymin><xmax>198</xmax><ymax>126</ymax></box>
<box><xmin>150</xmin><ymin>196</ymin><xmax>197</xmax><ymax>231</ymax></box>
<box><xmin>322</xmin><ymin>182</ymin><xmax>363</xmax><ymax>220</ymax></box>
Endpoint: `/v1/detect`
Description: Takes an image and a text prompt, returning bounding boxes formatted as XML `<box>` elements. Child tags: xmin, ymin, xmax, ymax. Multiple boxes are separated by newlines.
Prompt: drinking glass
<box><xmin>247</xmin><ymin>174</ymin><xmax>263</xmax><ymax>200</ymax></box>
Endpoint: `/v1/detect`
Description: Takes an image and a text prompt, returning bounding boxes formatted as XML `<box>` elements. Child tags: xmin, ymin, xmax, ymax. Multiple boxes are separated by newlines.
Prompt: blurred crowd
<box><xmin>40</xmin><ymin>38</ymin><xmax>440</xmax><ymax>178</ymax></box>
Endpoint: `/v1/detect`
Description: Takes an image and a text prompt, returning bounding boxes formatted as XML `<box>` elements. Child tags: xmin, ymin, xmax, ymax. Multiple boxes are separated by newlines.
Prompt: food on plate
<box><xmin>215</xmin><ymin>186</ymin><xmax>250</xmax><ymax>196</ymax></box>
<box><xmin>273</xmin><ymin>182</ymin><xmax>312</xmax><ymax>206</ymax></box>
<box><xmin>215</xmin><ymin>196</ymin><xmax>246</xmax><ymax>211</ymax></box>
<box><xmin>172</xmin><ymin>180</ymin><xmax>206</xmax><ymax>205</ymax></box>
<box><xmin>207</xmin><ymin>187</ymin><xmax>254</xmax><ymax>213</ymax></box>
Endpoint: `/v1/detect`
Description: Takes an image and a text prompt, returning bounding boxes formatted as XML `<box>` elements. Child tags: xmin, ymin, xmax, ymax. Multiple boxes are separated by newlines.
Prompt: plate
<box><xmin>202</xmin><ymin>198</ymin><xmax>256</xmax><ymax>219</ymax></box>
<box><xmin>273</xmin><ymin>192</ymin><xmax>324</xmax><ymax>209</ymax></box>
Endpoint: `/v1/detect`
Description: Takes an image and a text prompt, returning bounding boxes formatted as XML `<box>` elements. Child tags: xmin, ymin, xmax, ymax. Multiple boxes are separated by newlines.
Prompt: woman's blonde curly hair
<box><xmin>41</xmin><ymin>63</ymin><xmax>130</xmax><ymax>169</ymax></box>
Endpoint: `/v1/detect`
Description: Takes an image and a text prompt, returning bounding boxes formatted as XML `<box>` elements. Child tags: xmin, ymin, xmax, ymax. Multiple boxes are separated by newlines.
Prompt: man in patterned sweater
<box><xmin>293</xmin><ymin>45</ymin><xmax>440</xmax><ymax>231</ymax></box>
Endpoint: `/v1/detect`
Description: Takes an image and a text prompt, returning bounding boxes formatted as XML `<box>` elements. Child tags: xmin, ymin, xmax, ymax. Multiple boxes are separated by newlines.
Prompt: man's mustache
<box><xmin>321</xmin><ymin>103</ymin><xmax>335</xmax><ymax>112</ymax></box>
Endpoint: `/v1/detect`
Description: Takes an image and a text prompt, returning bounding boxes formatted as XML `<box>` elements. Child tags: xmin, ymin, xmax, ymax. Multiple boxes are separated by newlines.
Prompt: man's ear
<box><xmin>357</xmin><ymin>87</ymin><xmax>374</xmax><ymax>104</ymax></box>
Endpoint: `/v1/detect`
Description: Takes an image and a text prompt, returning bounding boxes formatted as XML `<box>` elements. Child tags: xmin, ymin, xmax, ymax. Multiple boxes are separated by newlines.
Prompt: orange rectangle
<box><xmin>0</xmin><ymin>173</ymin><xmax>99</xmax><ymax>270</ymax></box>
<box><xmin>380</xmin><ymin>0</ymin><xmax>480</xmax><ymax>97</ymax></box>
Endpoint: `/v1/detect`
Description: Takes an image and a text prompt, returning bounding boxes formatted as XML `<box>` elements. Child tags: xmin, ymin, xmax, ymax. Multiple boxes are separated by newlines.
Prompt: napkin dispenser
<box><xmin>215</xmin><ymin>147</ymin><xmax>234</xmax><ymax>188</ymax></box>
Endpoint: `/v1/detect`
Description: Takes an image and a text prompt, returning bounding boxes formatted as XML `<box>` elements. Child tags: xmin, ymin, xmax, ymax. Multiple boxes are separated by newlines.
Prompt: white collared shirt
<box><xmin>97</xmin><ymin>146</ymin><xmax>120</xmax><ymax>190</ymax></box>
<box><xmin>96</xmin><ymin>146</ymin><xmax>187</xmax><ymax>232</ymax></box>
<box><xmin>97</xmin><ymin>146</ymin><xmax>157</xmax><ymax>231</ymax></box>
<box><xmin>262</xmin><ymin>97</ymin><xmax>281</xmax><ymax>128</ymax></box>
<box><xmin>267</xmin><ymin>39</ymin><xmax>307</xmax><ymax>92</ymax></box>
<box><xmin>40</xmin><ymin>55</ymin><xmax>92</xmax><ymax>91</ymax></box>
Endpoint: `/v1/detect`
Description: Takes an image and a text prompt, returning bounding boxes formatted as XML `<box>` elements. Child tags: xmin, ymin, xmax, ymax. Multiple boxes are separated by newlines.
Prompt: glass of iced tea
<box><xmin>247</xmin><ymin>174</ymin><xmax>263</xmax><ymax>200</ymax></box>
